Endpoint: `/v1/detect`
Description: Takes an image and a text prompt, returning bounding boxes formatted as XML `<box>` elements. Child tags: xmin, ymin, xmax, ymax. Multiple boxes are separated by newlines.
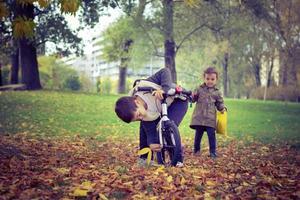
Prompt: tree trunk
<box><xmin>279</xmin><ymin>49</ymin><xmax>298</xmax><ymax>86</ymax></box>
<box><xmin>267</xmin><ymin>57</ymin><xmax>274</xmax><ymax>88</ymax></box>
<box><xmin>118</xmin><ymin>66</ymin><xmax>127</xmax><ymax>93</ymax></box>
<box><xmin>10</xmin><ymin>47</ymin><xmax>19</xmax><ymax>84</ymax></box>
<box><xmin>19</xmin><ymin>38</ymin><xmax>42</xmax><ymax>90</ymax></box>
<box><xmin>0</xmin><ymin>63</ymin><xmax>2</xmax><ymax>86</ymax></box>
<box><xmin>222</xmin><ymin>52</ymin><xmax>228</xmax><ymax>97</ymax></box>
<box><xmin>14</xmin><ymin>2</ymin><xmax>42</xmax><ymax>90</ymax></box>
<box><xmin>163</xmin><ymin>0</ymin><xmax>177</xmax><ymax>83</ymax></box>
<box><xmin>118</xmin><ymin>39</ymin><xmax>133</xmax><ymax>94</ymax></box>
<box><xmin>253</xmin><ymin>63</ymin><xmax>261</xmax><ymax>87</ymax></box>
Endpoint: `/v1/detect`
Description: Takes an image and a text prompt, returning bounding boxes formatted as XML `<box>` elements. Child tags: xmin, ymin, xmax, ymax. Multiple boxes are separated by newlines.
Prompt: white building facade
<box><xmin>60</xmin><ymin>34</ymin><xmax>163</xmax><ymax>87</ymax></box>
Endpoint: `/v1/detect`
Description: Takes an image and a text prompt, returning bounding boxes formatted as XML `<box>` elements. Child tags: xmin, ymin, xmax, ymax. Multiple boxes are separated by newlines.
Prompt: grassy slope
<box><xmin>0</xmin><ymin>91</ymin><xmax>299</xmax><ymax>144</ymax></box>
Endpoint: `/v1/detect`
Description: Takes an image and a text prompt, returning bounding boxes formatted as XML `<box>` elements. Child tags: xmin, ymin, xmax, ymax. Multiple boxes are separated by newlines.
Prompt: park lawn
<box><xmin>0</xmin><ymin>90</ymin><xmax>300</xmax><ymax>144</ymax></box>
<box><xmin>1</xmin><ymin>90</ymin><xmax>300</xmax><ymax>199</ymax></box>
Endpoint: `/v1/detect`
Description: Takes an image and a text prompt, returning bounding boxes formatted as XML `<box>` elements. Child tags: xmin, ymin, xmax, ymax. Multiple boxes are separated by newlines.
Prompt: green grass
<box><xmin>0</xmin><ymin>91</ymin><xmax>300</xmax><ymax>144</ymax></box>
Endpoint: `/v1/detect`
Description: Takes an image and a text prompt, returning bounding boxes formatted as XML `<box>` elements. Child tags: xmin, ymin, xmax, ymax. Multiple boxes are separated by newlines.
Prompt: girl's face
<box><xmin>204</xmin><ymin>73</ymin><xmax>217</xmax><ymax>88</ymax></box>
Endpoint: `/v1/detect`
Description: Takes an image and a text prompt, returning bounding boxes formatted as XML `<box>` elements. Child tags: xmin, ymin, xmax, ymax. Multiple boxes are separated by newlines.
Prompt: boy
<box><xmin>115</xmin><ymin>68</ymin><xmax>188</xmax><ymax>167</ymax></box>
<box><xmin>190</xmin><ymin>67</ymin><xmax>226</xmax><ymax>158</ymax></box>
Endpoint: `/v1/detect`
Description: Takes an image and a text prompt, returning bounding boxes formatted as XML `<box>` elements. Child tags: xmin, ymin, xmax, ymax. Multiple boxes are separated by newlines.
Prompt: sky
<box><xmin>46</xmin><ymin>7</ymin><xmax>122</xmax><ymax>55</ymax></box>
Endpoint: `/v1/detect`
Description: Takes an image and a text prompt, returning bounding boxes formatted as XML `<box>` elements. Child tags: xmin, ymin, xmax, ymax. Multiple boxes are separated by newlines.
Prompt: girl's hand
<box><xmin>220</xmin><ymin>108</ymin><xmax>227</xmax><ymax>114</ymax></box>
<box><xmin>152</xmin><ymin>89</ymin><xmax>164</xmax><ymax>100</ymax></box>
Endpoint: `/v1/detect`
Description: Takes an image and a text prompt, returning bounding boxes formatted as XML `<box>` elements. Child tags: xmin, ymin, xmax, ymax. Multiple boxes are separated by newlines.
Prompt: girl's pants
<box><xmin>194</xmin><ymin>126</ymin><xmax>216</xmax><ymax>154</ymax></box>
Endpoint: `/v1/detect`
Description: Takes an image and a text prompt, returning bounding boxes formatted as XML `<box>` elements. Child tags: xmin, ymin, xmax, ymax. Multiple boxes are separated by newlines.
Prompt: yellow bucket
<box><xmin>216</xmin><ymin>111</ymin><xmax>228</xmax><ymax>136</ymax></box>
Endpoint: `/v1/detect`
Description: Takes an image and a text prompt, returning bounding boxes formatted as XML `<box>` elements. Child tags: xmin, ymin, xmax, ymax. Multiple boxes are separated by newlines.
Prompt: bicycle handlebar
<box><xmin>136</xmin><ymin>86</ymin><xmax>192</xmax><ymax>99</ymax></box>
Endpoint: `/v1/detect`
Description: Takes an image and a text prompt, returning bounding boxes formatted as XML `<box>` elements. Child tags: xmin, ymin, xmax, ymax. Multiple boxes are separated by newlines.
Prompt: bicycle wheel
<box><xmin>161</xmin><ymin>120</ymin><xmax>182</xmax><ymax>166</ymax></box>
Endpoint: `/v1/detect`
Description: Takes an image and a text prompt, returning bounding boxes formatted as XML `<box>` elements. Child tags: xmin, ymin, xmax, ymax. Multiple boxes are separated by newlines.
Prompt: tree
<box><xmin>101</xmin><ymin>0</ymin><xmax>147</xmax><ymax>93</ymax></box>
<box><xmin>1</xmin><ymin>0</ymin><xmax>118</xmax><ymax>90</ymax></box>
<box><xmin>243</xmin><ymin>0</ymin><xmax>300</xmax><ymax>87</ymax></box>
<box><xmin>101</xmin><ymin>17</ymin><xmax>135</xmax><ymax>93</ymax></box>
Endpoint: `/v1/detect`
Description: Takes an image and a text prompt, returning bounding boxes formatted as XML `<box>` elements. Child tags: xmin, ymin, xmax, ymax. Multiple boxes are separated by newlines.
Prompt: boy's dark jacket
<box><xmin>190</xmin><ymin>83</ymin><xmax>225</xmax><ymax>129</ymax></box>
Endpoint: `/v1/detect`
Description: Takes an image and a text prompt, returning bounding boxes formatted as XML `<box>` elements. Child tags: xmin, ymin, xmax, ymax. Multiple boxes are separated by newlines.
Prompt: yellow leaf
<box><xmin>123</xmin><ymin>181</ymin><xmax>133</xmax><ymax>186</ymax></box>
<box><xmin>242</xmin><ymin>181</ymin><xmax>250</xmax><ymax>186</ymax></box>
<box><xmin>56</xmin><ymin>167</ymin><xmax>70</xmax><ymax>174</ymax></box>
<box><xmin>180</xmin><ymin>177</ymin><xmax>186</xmax><ymax>185</ymax></box>
<box><xmin>161</xmin><ymin>186</ymin><xmax>173</xmax><ymax>190</ymax></box>
<box><xmin>72</xmin><ymin>188</ymin><xmax>88</xmax><ymax>197</ymax></box>
<box><xmin>0</xmin><ymin>2</ymin><xmax>9</xmax><ymax>18</ymax></box>
<box><xmin>81</xmin><ymin>181</ymin><xmax>95</xmax><ymax>190</ymax></box>
<box><xmin>99</xmin><ymin>193</ymin><xmax>109</xmax><ymax>200</ymax></box>
<box><xmin>12</xmin><ymin>16</ymin><xmax>36</xmax><ymax>39</ymax></box>
<box><xmin>60</xmin><ymin>0</ymin><xmax>80</xmax><ymax>15</ymax></box>
<box><xmin>204</xmin><ymin>192</ymin><xmax>213</xmax><ymax>200</ymax></box>
<box><xmin>261</xmin><ymin>146</ymin><xmax>269</xmax><ymax>151</ymax></box>
<box><xmin>184</xmin><ymin>0</ymin><xmax>199</xmax><ymax>8</ymax></box>
<box><xmin>206</xmin><ymin>180</ymin><xmax>216</xmax><ymax>186</ymax></box>
<box><xmin>154</xmin><ymin>166</ymin><xmax>165</xmax><ymax>175</ymax></box>
<box><xmin>167</xmin><ymin>176</ymin><xmax>173</xmax><ymax>183</ymax></box>
<box><xmin>38</xmin><ymin>0</ymin><xmax>50</xmax><ymax>8</ymax></box>
<box><xmin>193</xmin><ymin>175</ymin><xmax>202</xmax><ymax>179</ymax></box>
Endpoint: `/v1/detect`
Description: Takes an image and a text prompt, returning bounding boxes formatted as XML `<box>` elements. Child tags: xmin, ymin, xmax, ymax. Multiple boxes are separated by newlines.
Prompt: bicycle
<box><xmin>135</xmin><ymin>85</ymin><xmax>192</xmax><ymax>166</ymax></box>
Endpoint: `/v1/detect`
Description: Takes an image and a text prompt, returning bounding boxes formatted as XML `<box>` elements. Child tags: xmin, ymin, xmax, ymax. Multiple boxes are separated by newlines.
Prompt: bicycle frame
<box><xmin>134</xmin><ymin>85</ymin><xmax>192</xmax><ymax>165</ymax></box>
<box><xmin>157</xmin><ymin>95</ymin><xmax>176</xmax><ymax>149</ymax></box>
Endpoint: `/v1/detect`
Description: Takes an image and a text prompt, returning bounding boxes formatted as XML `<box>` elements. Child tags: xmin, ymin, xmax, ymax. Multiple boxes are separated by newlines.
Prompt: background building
<box><xmin>60</xmin><ymin>34</ymin><xmax>163</xmax><ymax>85</ymax></box>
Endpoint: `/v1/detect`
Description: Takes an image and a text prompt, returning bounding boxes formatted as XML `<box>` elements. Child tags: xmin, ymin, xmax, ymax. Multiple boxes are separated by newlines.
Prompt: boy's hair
<box><xmin>115</xmin><ymin>96</ymin><xmax>137</xmax><ymax>123</ymax></box>
<box><xmin>203</xmin><ymin>66</ymin><xmax>218</xmax><ymax>78</ymax></box>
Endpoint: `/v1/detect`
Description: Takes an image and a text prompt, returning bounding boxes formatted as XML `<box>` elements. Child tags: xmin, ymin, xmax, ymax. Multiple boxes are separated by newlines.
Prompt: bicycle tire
<box><xmin>161</xmin><ymin>120</ymin><xmax>181</xmax><ymax>166</ymax></box>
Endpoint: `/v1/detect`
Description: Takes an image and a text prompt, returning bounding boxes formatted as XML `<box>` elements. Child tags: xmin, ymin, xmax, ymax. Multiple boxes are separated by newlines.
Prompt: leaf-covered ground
<box><xmin>0</xmin><ymin>134</ymin><xmax>299</xmax><ymax>199</ymax></box>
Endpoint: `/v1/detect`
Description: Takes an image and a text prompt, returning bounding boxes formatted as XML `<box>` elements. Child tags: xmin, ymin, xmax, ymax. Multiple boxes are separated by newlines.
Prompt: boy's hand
<box><xmin>150</xmin><ymin>144</ymin><xmax>162</xmax><ymax>152</ymax></box>
<box><xmin>152</xmin><ymin>89</ymin><xmax>164</xmax><ymax>100</ymax></box>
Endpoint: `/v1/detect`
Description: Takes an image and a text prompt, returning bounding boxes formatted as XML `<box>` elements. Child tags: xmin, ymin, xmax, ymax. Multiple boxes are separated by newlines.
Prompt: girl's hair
<box><xmin>203</xmin><ymin>66</ymin><xmax>218</xmax><ymax>78</ymax></box>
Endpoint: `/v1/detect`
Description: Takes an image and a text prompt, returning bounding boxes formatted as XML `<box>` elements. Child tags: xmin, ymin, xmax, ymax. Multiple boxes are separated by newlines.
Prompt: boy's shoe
<box><xmin>175</xmin><ymin>162</ymin><xmax>184</xmax><ymax>168</ymax></box>
<box><xmin>193</xmin><ymin>151</ymin><xmax>201</xmax><ymax>156</ymax></box>
<box><xmin>209</xmin><ymin>152</ymin><xmax>217</xmax><ymax>159</ymax></box>
<box><xmin>137</xmin><ymin>158</ymin><xmax>160</xmax><ymax>167</ymax></box>
<box><xmin>138</xmin><ymin>158</ymin><xmax>151</xmax><ymax>166</ymax></box>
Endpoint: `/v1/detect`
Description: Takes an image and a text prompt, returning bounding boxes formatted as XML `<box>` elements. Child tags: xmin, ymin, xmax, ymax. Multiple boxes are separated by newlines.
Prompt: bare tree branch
<box><xmin>175</xmin><ymin>22</ymin><xmax>208</xmax><ymax>53</ymax></box>
<box><xmin>117</xmin><ymin>0</ymin><xmax>164</xmax><ymax>57</ymax></box>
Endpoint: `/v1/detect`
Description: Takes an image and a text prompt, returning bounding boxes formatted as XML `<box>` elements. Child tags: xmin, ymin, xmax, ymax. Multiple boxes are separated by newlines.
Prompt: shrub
<box><xmin>250</xmin><ymin>86</ymin><xmax>300</xmax><ymax>102</ymax></box>
<box><xmin>0</xmin><ymin>66</ymin><xmax>10</xmax><ymax>85</ymax></box>
<box><xmin>63</xmin><ymin>76</ymin><xmax>81</xmax><ymax>91</ymax></box>
<box><xmin>101</xmin><ymin>77</ymin><xmax>112</xmax><ymax>94</ymax></box>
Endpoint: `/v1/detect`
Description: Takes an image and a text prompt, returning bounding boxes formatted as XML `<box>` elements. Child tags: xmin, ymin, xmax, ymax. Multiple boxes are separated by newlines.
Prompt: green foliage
<box><xmin>79</xmin><ymin>74</ymin><xmax>94</xmax><ymax>92</ymax></box>
<box><xmin>60</xmin><ymin>0</ymin><xmax>81</xmax><ymax>15</ymax></box>
<box><xmin>96</xmin><ymin>78</ymin><xmax>101</xmax><ymax>93</ymax></box>
<box><xmin>100</xmin><ymin>77</ymin><xmax>113</xmax><ymax>94</ymax></box>
<box><xmin>100</xmin><ymin>15</ymin><xmax>158</xmax><ymax>71</ymax></box>
<box><xmin>63</xmin><ymin>76</ymin><xmax>81</xmax><ymax>91</ymax></box>
<box><xmin>125</xmin><ymin>78</ymin><xmax>134</xmax><ymax>93</ymax></box>
<box><xmin>12</xmin><ymin>16</ymin><xmax>36</xmax><ymax>39</ymax></box>
<box><xmin>101</xmin><ymin>17</ymin><xmax>136</xmax><ymax>62</ymax></box>
<box><xmin>0</xmin><ymin>66</ymin><xmax>10</xmax><ymax>85</ymax></box>
<box><xmin>0</xmin><ymin>2</ymin><xmax>9</xmax><ymax>18</ymax></box>
<box><xmin>38</xmin><ymin>56</ymin><xmax>81</xmax><ymax>90</ymax></box>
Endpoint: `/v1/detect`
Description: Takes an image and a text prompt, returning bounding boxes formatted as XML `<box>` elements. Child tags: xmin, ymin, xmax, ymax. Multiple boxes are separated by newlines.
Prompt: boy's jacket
<box><xmin>129</xmin><ymin>80</ymin><xmax>175</xmax><ymax>121</ymax></box>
